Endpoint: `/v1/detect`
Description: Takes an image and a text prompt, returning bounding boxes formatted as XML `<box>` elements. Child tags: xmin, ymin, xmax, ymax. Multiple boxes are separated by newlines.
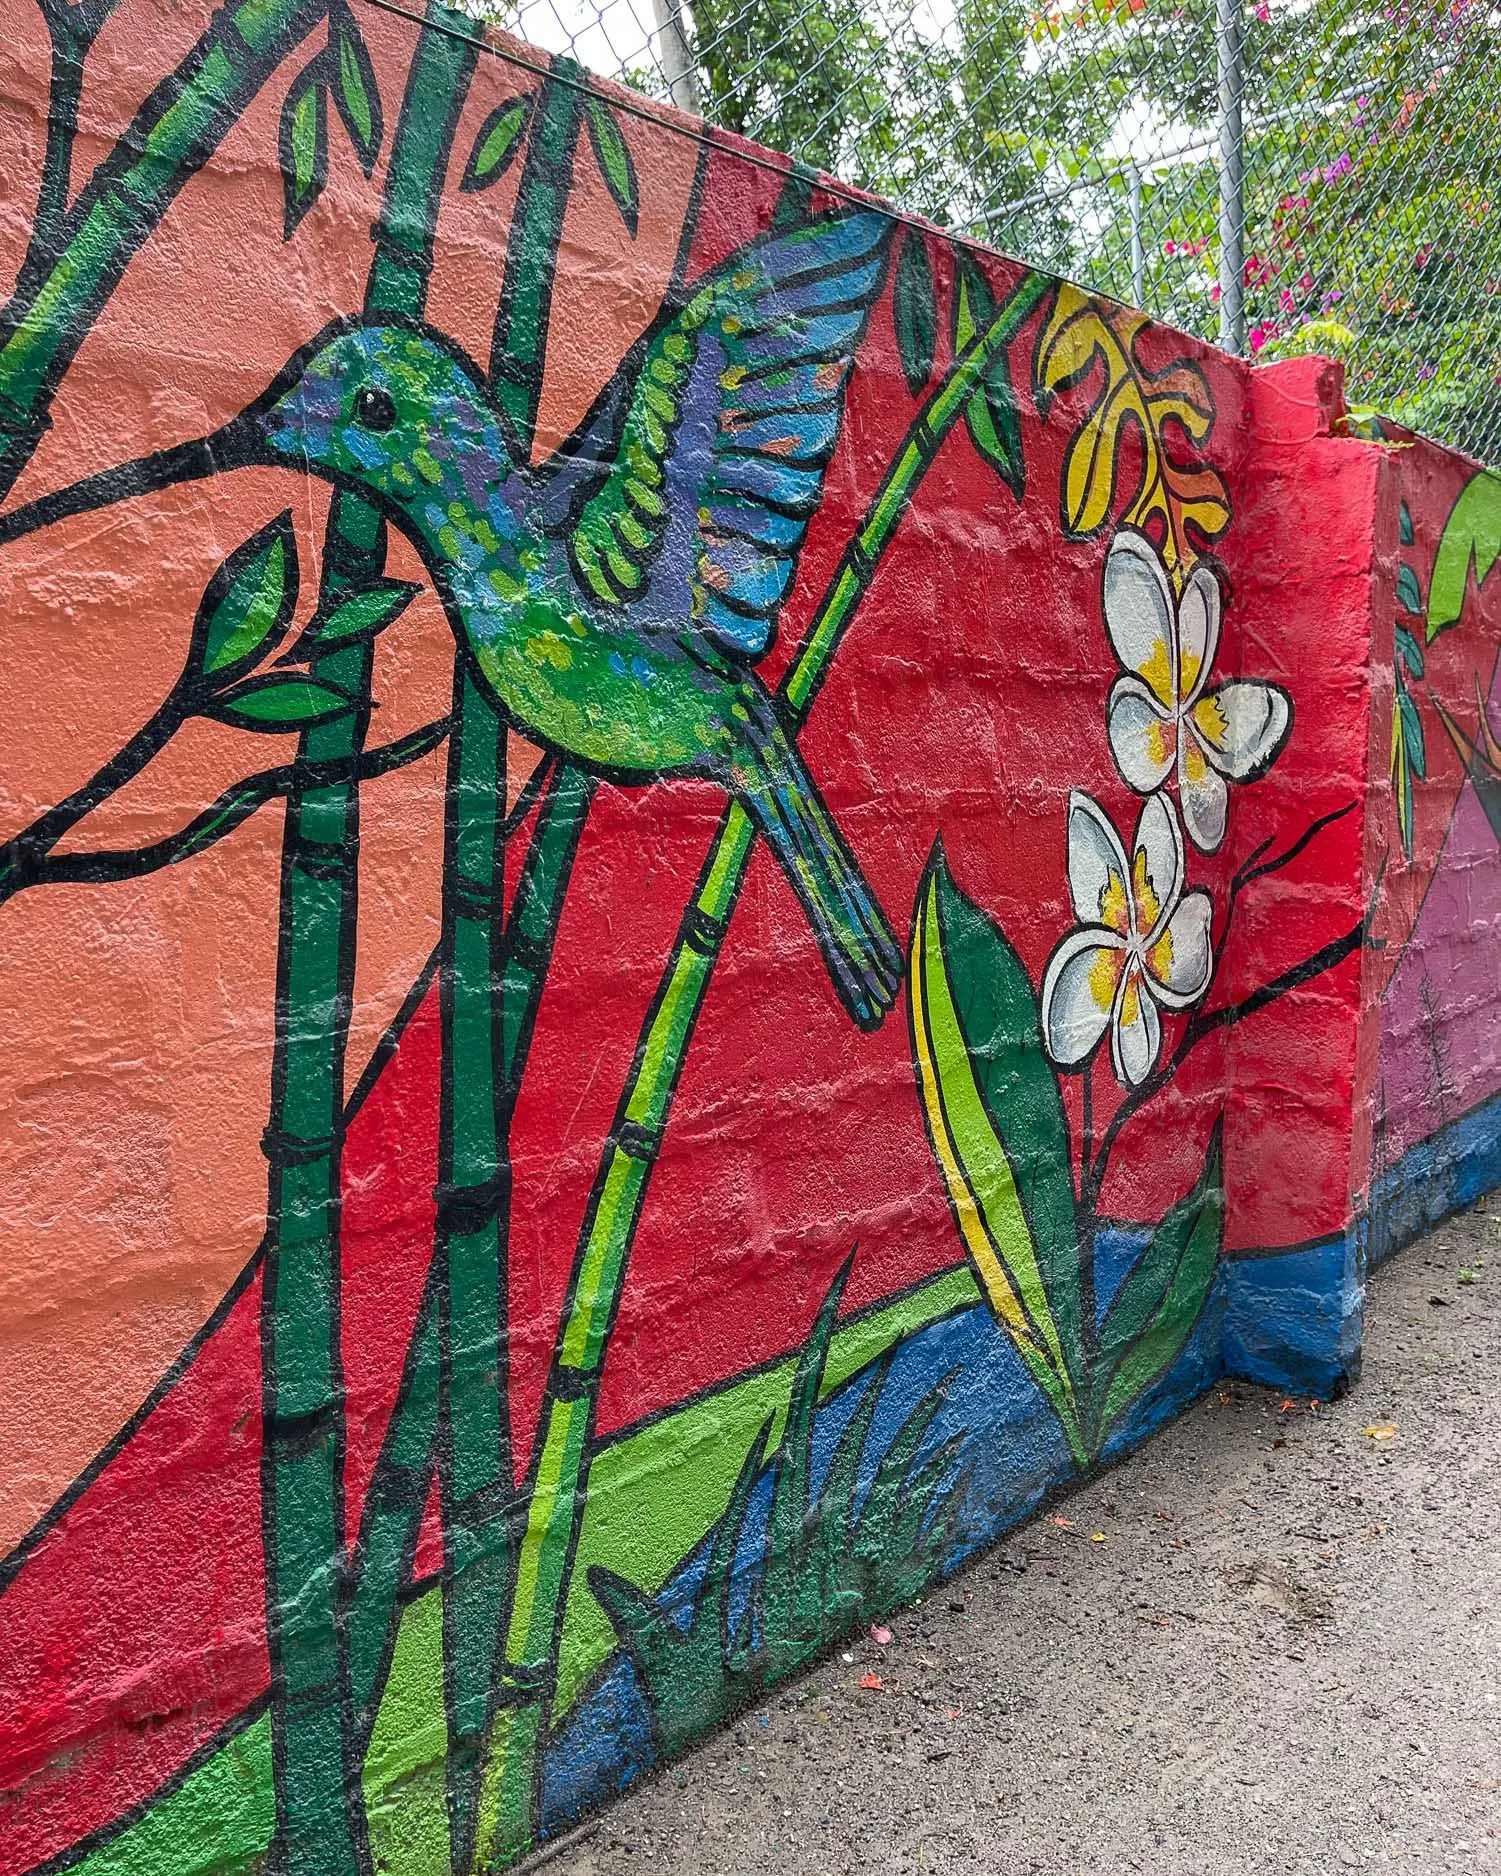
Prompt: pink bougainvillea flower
<box><xmin>1041</xmin><ymin>792</ymin><xmax>1213</xmax><ymax>1087</ymax></box>
<box><xmin>1102</xmin><ymin>529</ymin><xmax>1293</xmax><ymax>853</ymax></box>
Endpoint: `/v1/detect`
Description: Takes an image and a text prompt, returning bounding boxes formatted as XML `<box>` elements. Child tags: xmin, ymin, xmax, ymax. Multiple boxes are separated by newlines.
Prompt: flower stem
<box><xmin>467</xmin><ymin>264</ymin><xmax>1054</xmax><ymax>1874</ymax></box>
<box><xmin>259</xmin><ymin>12</ymin><xmax>478</xmax><ymax>1873</ymax></box>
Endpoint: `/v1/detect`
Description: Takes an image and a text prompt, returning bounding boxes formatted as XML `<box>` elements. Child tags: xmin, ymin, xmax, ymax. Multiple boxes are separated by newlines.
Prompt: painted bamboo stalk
<box><xmin>0</xmin><ymin>0</ymin><xmax>330</xmax><ymax>502</ymax></box>
<box><xmin>260</xmin><ymin>13</ymin><xmax>478</xmax><ymax>1875</ymax></box>
<box><xmin>468</xmin><ymin>264</ymin><xmax>1055</xmax><ymax>1873</ymax></box>
<box><xmin>346</xmin><ymin>760</ymin><xmax>594</xmax><ymax>1744</ymax></box>
<box><xmin>440</xmin><ymin>65</ymin><xmax>589</xmax><ymax>1870</ymax></box>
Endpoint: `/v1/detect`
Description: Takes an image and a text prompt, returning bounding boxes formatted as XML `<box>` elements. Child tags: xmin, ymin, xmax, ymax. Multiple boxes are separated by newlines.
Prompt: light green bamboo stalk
<box><xmin>468</xmin><ymin>263</ymin><xmax>1055</xmax><ymax>1873</ymax></box>
<box><xmin>260</xmin><ymin>13</ymin><xmax>478</xmax><ymax>1875</ymax></box>
<box><xmin>0</xmin><ymin>0</ymin><xmax>329</xmax><ymax>502</ymax></box>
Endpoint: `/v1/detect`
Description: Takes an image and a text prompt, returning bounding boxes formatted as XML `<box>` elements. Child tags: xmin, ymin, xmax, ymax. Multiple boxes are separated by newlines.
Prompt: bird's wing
<box><xmin>565</xmin><ymin>210</ymin><xmax>892</xmax><ymax>661</ymax></box>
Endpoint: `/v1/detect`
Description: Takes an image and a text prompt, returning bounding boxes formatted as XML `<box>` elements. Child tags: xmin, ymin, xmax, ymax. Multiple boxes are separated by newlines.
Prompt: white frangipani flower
<box><xmin>1103</xmin><ymin>529</ymin><xmax>1292</xmax><ymax>854</ymax></box>
<box><xmin>1041</xmin><ymin>791</ymin><xmax>1214</xmax><ymax>1088</ymax></box>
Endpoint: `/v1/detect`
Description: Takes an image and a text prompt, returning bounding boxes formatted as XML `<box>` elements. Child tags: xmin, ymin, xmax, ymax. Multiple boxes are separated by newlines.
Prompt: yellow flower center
<box><xmin>1193</xmin><ymin>693</ymin><xmax>1228</xmax><ymax>750</ymax></box>
<box><xmin>1132</xmin><ymin>851</ymin><xmax>1163</xmax><ymax>933</ymax></box>
<box><xmin>1088</xmin><ymin>943</ymin><xmax>1125</xmax><ymax>1013</ymax></box>
<box><xmin>1118</xmin><ymin>966</ymin><xmax>1142</xmax><ymax>1030</ymax></box>
<box><xmin>1098</xmin><ymin>868</ymin><xmax>1130</xmax><ymax>936</ymax></box>
<box><xmin>1139</xmin><ymin>637</ymin><xmax>1176</xmax><ymax>709</ymax></box>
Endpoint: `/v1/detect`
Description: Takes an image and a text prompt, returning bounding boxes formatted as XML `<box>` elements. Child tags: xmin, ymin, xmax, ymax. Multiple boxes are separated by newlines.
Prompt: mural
<box><xmin>1361</xmin><ymin>443</ymin><xmax>1501</xmax><ymax>1256</ymax></box>
<box><xmin>0</xmin><ymin>1</ymin><xmax>1486</xmax><ymax>1873</ymax></box>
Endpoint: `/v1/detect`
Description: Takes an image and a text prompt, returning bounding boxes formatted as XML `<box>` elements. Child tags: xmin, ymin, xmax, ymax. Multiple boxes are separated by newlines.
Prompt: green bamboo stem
<box><xmin>441</xmin><ymin>65</ymin><xmax>590</xmax><ymax>1870</ymax></box>
<box><xmin>344</xmin><ymin>761</ymin><xmax>594</xmax><ymax>1754</ymax></box>
<box><xmin>468</xmin><ymin>263</ymin><xmax>1054</xmax><ymax>1874</ymax></box>
<box><xmin>260</xmin><ymin>12</ymin><xmax>478</xmax><ymax>1875</ymax></box>
<box><xmin>0</xmin><ymin>0</ymin><xmax>329</xmax><ymax>501</ymax></box>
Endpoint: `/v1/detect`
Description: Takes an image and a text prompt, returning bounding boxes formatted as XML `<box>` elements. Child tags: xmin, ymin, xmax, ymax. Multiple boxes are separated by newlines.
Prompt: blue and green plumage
<box><xmin>265</xmin><ymin>212</ymin><xmax>905</xmax><ymax>1025</ymax></box>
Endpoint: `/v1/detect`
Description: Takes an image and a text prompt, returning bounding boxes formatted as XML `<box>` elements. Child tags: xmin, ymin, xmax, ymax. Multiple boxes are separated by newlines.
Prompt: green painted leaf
<box><xmin>1396</xmin><ymin>561</ymin><xmax>1423</xmax><ymax>617</ymax></box>
<box><xmin>1399</xmin><ymin>500</ymin><xmax>1414</xmax><ymax>547</ymax></box>
<box><xmin>460</xmin><ymin>94</ymin><xmax>533</xmax><ymax>193</ymax></box>
<box><xmin>951</xmin><ymin>254</ymin><xmax>1023</xmax><ymax>496</ymax></box>
<box><xmin>193</xmin><ymin>512</ymin><xmax>299</xmax><ymax>684</ymax></box>
<box><xmin>1393</xmin><ymin>624</ymin><xmax>1425</xmax><ymax>679</ymax></box>
<box><xmin>909</xmin><ymin>843</ymin><xmax>1085</xmax><ymax>1433</ymax></box>
<box><xmin>952</xmin><ymin>252</ymin><xmax>995</xmax><ymax>354</ymax></box>
<box><xmin>1428</xmin><ymin>470</ymin><xmax>1501</xmax><ymax>641</ymax></box>
<box><xmin>585</xmin><ymin>96</ymin><xmax>638</xmax><ymax>236</ymax></box>
<box><xmin>211</xmin><ymin>674</ymin><xmax>352</xmax><ymax>731</ymax></box>
<box><xmin>333</xmin><ymin>13</ymin><xmax>383</xmax><ymax>173</ymax></box>
<box><xmin>892</xmin><ymin>229</ymin><xmax>936</xmax><ymax>398</ymax></box>
<box><xmin>1093</xmin><ymin>1127</ymin><xmax>1223</xmax><ymax>1441</ymax></box>
<box><xmin>1398</xmin><ymin>682</ymin><xmax>1426</xmax><ymax>780</ymax></box>
<box><xmin>278</xmin><ymin>60</ymin><xmax>328</xmax><ymax>239</ymax></box>
<box><xmin>284</xmin><ymin>579</ymin><xmax>421</xmax><ymax>659</ymax></box>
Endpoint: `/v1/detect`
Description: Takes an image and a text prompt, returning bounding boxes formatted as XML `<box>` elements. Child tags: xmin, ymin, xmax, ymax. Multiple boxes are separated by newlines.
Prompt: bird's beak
<box><xmin>0</xmin><ymin>407</ymin><xmax>269</xmax><ymax>551</ymax></box>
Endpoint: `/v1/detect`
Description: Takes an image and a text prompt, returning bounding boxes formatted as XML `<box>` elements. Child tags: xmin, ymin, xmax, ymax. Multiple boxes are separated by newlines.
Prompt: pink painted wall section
<box><xmin>0</xmin><ymin>2</ymin><xmax>1491</xmax><ymax>1870</ymax></box>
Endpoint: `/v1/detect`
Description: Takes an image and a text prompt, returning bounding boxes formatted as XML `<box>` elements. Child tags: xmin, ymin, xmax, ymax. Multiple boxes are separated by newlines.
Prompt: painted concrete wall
<box><xmin>0</xmin><ymin>2</ymin><xmax>1494</xmax><ymax>1870</ymax></box>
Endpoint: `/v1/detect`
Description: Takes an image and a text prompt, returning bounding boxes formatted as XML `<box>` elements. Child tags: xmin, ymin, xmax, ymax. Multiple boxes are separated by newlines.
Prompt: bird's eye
<box><xmin>353</xmin><ymin>386</ymin><xmax>397</xmax><ymax>432</ymax></box>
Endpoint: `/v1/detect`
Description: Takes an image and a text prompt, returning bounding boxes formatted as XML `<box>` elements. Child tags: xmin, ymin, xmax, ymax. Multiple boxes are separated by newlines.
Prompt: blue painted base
<box><xmin>1367</xmin><ymin>1085</ymin><xmax>1501</xmax><ymax>1268</ymax></box>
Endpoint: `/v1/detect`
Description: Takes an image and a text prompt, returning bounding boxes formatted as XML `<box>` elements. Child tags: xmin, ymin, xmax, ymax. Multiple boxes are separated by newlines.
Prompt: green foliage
<box><xmin>1428</xmin><ymin>471</ymin><xmax>1501</xmax><ymax>639</ymax></box>
<box><xmin>460</xmin><ymin>94</ymin><xmax>534</xmax><ymax>192</ymax></box>
<box><xmin>591</xmin><ymin>1260</ymin><xmax>969</xmax><ymax>1757</ymax></box>
<box><xmin>1089</xmin><ymin>1128</ymin><xmax>1223</xmax><ymax>1445</ymax></box>
<box><xmin>191</xmin><ymin>513</ymin><xmax>299</xmax><ymax>685</ymax></box>
<box><xmin>332</xmin><ymin>5</ymin><xmax>383</xmax><ymax>174</ymax></box>
<box><xmin>892</xmin><ymin>228</ymin><xmax>937</xmax><ymax>397</ymax></box>
<box><xmin>278</xmin><ymin>59</ymin><xmax>328</xmax><ymax>237</ymax></box>
<box><xmin>909</xmin><ymin>842</ymin><xmax>1224</xmax><ymax>1464</ymax></box>
<box><xmin>952</xmin><ymin>257</ymin><xmax>1024</xmax><ymax>496</ymax></box>
<box><xmin>209</xmin><ymin>672</ymin><xmax>353</xmax><ymax>731</ymax></box>
<box><xmin>583</xmin><ymin>96</ymin><xmax>639</xmax><ymax>235</ymax></box>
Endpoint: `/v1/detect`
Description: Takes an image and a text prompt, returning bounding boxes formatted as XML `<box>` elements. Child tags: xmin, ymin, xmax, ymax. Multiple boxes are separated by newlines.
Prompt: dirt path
<box><xmin>553</xmin><ymin>1204</ymin><xmax>1501</xmax><ymax>1876</ymax></box>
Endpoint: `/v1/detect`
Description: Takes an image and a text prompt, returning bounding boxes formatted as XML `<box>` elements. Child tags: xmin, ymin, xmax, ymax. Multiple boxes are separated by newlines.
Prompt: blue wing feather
<box><xmin>565</xmin><ymin>210</ymin><xmax>892</xmax><ymax>663</ymax></box>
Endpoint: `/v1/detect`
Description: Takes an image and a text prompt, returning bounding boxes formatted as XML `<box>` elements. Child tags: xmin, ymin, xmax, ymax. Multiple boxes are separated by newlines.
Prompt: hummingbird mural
<box><xmin>11</xmin><ymin>210</ymin><xmax>904</xmax><ymax>1027</ymax></box>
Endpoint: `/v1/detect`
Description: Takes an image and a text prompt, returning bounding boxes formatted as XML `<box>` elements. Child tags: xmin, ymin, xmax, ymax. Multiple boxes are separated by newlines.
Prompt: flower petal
<box><xmin>1103</xmin><ymin>529</ymin><xmax>1177</xmax><ymax>708</ymax></box>
<box><xmin>1176</xmin><ymin>560</ymin><xmax>1222</xmax><ymax>704</ymax></box>
<box><xmin>1131</xmin><ymin>790</ymin><xmax>1183</xmax><ymax>940</ymax></box>
<box><xmin>1041</xmin><ymin>926</ymin><xmax>1125</xmax><ymax>1068</ymax></box>
<box><xmin>1066</xmin><ymin>790</ymin><xmax>1131</xmax><ymax>931</ymax></box>
<box><xmin>1145</xmin><ymin>887</ymin><xmax>1213</xmax><ymax>1007</ymax></box>
<box><xmin>1110</xmin><ymin>963</ymin><xmax>1161</xmax><ymax>1087</ymax></box>
<box><xmin>1108</xmin><ymin>676</ymin><xmax>1176</xmax><ymax>795</ymax></box>
<box><xmin>1191</xmin><ymin>681</ymin><xmax>1293</xmax><ymax>780</ymax></box>
<box><xmin>1178</xmin><ymin>736</ymin><xmax>1229</xmax><ymax>852</ymax></box>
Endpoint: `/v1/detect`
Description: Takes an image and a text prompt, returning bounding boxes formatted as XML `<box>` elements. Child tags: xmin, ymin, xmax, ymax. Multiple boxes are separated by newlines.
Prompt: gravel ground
<box><xmin>550</xmin><ymin>1204</ymin><xmax>1501</xmax><ymax>1876</ymax></box>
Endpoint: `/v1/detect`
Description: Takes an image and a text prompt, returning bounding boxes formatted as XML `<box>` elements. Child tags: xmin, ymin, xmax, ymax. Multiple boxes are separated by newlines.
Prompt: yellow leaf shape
<box><xmin>1032</xmin><ymin>283</ymin><xmax>1231</xmax><ymax>577</ymax></box>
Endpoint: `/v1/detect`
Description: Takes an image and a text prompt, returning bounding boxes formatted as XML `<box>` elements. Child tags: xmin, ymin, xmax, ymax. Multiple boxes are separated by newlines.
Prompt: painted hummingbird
<box><xmin>10</xmin><ymin>211</ymin><xmax>903</xmax><ymax>1028</ymax></box>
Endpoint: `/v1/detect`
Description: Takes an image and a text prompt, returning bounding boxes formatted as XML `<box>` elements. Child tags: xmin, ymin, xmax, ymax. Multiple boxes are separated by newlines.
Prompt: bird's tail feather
<box><xmin>728</xmin><ymin>688</ymin><xmax>903</xmax><ymax>1030</ymax></box>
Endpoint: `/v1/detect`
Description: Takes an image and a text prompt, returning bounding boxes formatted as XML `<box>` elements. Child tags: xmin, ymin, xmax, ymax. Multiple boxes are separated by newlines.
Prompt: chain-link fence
<box><xmin>465</xmin><ymin>0</ymin><xmax>1501</xmax><ymax>464</ymax></box>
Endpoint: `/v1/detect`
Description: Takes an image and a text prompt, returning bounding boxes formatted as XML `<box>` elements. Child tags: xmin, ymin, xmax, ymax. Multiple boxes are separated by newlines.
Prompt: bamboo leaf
<box><xmin>460</xmin><ymin>93</ymin><xmax>533</xmax><ymax>193</ymax></box>
<box><xmin>892</xmin><ymin>229</ymin><xmax>936</xmax><ymax>398</ymax></box>
<box><xmin>282</xmin><ymin>578</ymin><xmax>421</xmax><ymax>660</ymax></box>
<box><xmin>952</xmin><ymin>252</ymin><xmax>995</xmax><ymax>354</ymax></box>
<box><xmin>332</xmin><ymin>10</ymin><xmax>383</xmax><ymax>174</ymax></box>
<box><xmin>1399</xmin><ymin>499</ymin><xmax>1414</xmax><ymax>547</ymax></box>
<box><xmin>1093</xmin><ymin>1125</ymin><xmax>1223</xmax><ymax>1441</ymax></box>
<box><xmin>584</xmin><ymin>95</ymin><xmax>638</xmax><ymax>236</ymax></box>
<box><xmin>193</xmin><ymin>511</ymin><xmax>299</xmax><ymax>684</ymax></box>
<box><xmin>1398</xmin><ymin>683</ymin><xmax>1426</xmax><ymax>780</ymax></box>
<box><xmin>968</xmin><ymin>359</ymin><xmax>1024</xmax><ymax>499</ymax></box>
<box><xmin>279</xmin><ymin>59</ymin><xmax>329</xmax><ymax>238</ymax></box>
<box><xmin>1394</xmin><ymin>624</ymin><xmax>1425</xmax><ymax>679</ymax></box>
<box><xmin>1428</xmin><ymin>470</ymin><xmax>1501</xmax><ymax>641</ymax></box>
<box><xmin>210</xmin><ymin>673</ymin><xmax>352</xmax><ymax>730</ymax></box>
<box><xmin>908</xmin><ymin>843</ymin><xmax>1086</xmax><ymax>1439</ymax></box>
<box><xmin>1396</xmin><ymin>561</ymin><xmax>1423</xmax><ymax>617</ymax></box>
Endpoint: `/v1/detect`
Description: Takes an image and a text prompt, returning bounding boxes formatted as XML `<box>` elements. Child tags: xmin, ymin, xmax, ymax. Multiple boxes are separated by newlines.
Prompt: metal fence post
<box><xmin>652</xmin><ymin>0</ymin><xmax>700</xmax><ymax>113</ymax></box>
<box><xmin>1215</xmin><ymin>0</ymin><xmax>1246</xmax><ymax>354</ymax></box>
<box><xmin>1129</xmin><ymin>160</ymin><xmax>1145</xmax><ymax>306</ymax></box>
